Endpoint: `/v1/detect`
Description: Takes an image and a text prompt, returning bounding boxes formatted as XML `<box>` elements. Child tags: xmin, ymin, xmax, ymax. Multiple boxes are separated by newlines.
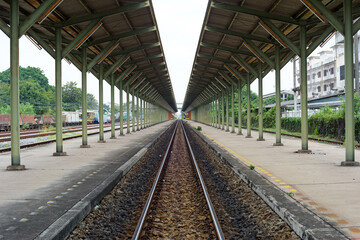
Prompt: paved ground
<box><xmin>0</xmin><ymin>121</ymin><xmax>173</xmax><ymax>240</ymax></box>
<box><xmin>187</xmin><ymin>120</ymin><xmax>360</xmax><ymax>239</ymax></box>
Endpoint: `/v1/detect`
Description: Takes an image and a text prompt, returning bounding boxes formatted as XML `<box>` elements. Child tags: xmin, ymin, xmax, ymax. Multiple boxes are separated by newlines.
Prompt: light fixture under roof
<box><xmin>300</xmin><ymin>0</ymin><xmax>327</xmax><ymax>23</ymax></box>
<box><xmin>243</xmin><ymin>42</ymin><xmax>265</xmax><ymax>63</ymax></box>
<box><xmin>38</xmin><ymin>0</ymin><xmax>64</xmax><ymax>24</ymax></box>
<box><xmin>112</xmin><ymin>56</ymin><xmax>131</xmax><ymax>73</ymax></box>
<box><xmin>231</xmin><ymin>56</ymin><xmax>250</xmax><ymax>73</ymax></box>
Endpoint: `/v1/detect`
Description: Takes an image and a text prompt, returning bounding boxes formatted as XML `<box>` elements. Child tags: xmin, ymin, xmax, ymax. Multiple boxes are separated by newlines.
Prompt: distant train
<box><xmin>0</xmin><ymin>110</ymin><xmax>113</xmax><ymax>131</ymax></box>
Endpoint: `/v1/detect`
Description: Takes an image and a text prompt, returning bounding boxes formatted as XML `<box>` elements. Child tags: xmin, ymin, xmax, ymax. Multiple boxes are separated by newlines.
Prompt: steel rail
<box><xmin>132</xmin><ymin>120</ymin><xmax>179</xmax><ymax>240</ymax></box>
<box><xmin>180</xmin><ymin>120</ymin><xmax>225</xmax><ymax>240</ymax></box>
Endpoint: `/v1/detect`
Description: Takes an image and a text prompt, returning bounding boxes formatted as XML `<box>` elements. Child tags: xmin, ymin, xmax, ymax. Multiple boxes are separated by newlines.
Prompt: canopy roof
<box><xmin>182</xmin><ymin>0</ymin><xmax>360</xmax><ymax>112</ymax></box>
<box><xmin>0</xmin><ymin>0</ymin><xmax>177</xmax><ymax>112</ymax></box>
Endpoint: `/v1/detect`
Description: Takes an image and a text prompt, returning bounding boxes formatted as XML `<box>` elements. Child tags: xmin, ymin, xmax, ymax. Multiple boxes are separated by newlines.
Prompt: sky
<box><xmin>0</xmin><ymin>0</ymin><xmax>335</xmax><ymax>109</ymax></box>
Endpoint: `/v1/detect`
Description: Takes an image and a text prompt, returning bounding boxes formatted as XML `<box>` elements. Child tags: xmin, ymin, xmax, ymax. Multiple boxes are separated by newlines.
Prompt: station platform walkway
<box><xmin>186</xmin><ymin>120</ymin><xmax>360</xmax><ymax>239</ymax></box>
<box><xmin>0</xmin><ymin>121</ymin><xmax>173</xmax><ymax>240</ymax></box>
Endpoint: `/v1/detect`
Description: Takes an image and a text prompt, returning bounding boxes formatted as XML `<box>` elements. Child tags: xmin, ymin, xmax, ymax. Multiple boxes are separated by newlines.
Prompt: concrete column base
<box><xmin>273</xmin><ymin>143</ymin><xmax>284</xmax><ymax>146</ymax></box>
<box><xmin>341</xmin><ymin>161</ymin><xmax>360</xmax><ymax>166</ymax></box>
<box><xmin>237</xmin><ymin>133</ymin><xmax>243</xmax><ymax>135</ymax></box>
<box><xmin>53</xmin><ymin>152</ymin><xmax>67</xmax><ymax>156</ymax></box>
<box><xmin>225</xmin><ymin>129</ymin><xmax>229</xmax><ymax>132</ymax></box>
<box><xmin>80</xmin><ymin>145</ymin><xmax>90</xmax><ymax>148</ymax></box>
<box><xmin>6</xmin><ymin>165</ymin><xmax>26</xmax><ymax>171</ymax></box>
<box><xmin>297</xmin><ymin>149</ymin><xmax>312</xmax><ymax>154</ymax></box>
<box><xmin>245</xmin><ymin>135</ymin><xmax>252</xmax><ymax>138</ymax></box>
<box><xmin>231</xmin><ymin>130</ymin><xmax>235</xmax><ymax>133</ymax></box>
<box><xmin>97</xmin><ymin>140</ymin><xmax>106</xmax><ymax>143</ymax></box>
<box><xmin>257</xmin><ymin>138</ymin><xmax>265</xmax><ymax>141</ymax></box>
<box><xmin>118</xmin><ymin>134</ymin><xmax>125</xmax><ymax>137</ymax></box>
<box><xmin>110</xmin><ymin>136</ymin><xmax>117</xmax><ymax>139</ymax></box>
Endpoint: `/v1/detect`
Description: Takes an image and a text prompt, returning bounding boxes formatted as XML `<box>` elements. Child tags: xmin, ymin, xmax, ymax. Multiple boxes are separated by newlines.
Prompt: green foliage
<box><xmin>263</xmin><ymin>96</ymin><xmax>276</xmax><ymax>106</ymax></box>
<box><xmin>281</xmin><ymin>117</ymin><xmax>301</xmax><ymax>132</ymax></box>
<box><xmin>249</xmin><ymin>165</ymin><xmax>255</xmax><ymax>170</ymax></box>
<box><xmin>196</xmin><ymin>126</ymin><xmax>202</xmax><ymax>131</ymax></box>
<box><xmin>0</xmin><ymin>103</ymin><xmax>35</xmax><ymax>114</ymax></box>
<box><xmin>0</xmin><ymin>82</ymin><xmax>10</xmax><ymax>107</ymax></box>
<box><xmin>62</xmin><ymin>81</ymin><xmax>81</xmax><ymax>111</ymax></box>
<box><xmin>20</xmin><ymin>79</ymin><xmax>50</xmax><ymax>114</ymax></box>
<box><xmin>263</xmin><ymin>106</ymin><xmax>276</xmax><ymax>128</ymax></box>
<box><xmin>87</xmin><ymin>93</ymin><xmax>98</xmax><ymax>110</ymax></box>
<box><xmin>0</xmin><ymin>66</ymin><xmax>52</xmax><ymax>91</ymax></box>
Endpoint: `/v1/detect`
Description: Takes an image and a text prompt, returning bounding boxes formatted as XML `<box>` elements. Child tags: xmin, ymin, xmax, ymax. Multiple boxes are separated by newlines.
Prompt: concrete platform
<box><xmin>0</xmin><ymin>121</ymin><xmax>173</xmax><ymax>240</ymax></box>
<box><xmin>187</xmin><ymin>120</ymin><xmax>360</xmax><ymax>239</ymax></box>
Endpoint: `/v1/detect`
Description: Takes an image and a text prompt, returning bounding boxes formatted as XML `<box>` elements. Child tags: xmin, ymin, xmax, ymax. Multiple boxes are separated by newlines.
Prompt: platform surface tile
<box><xmin>0</xmin><ymin>121</ymin><xmax>173</xmax><ymax>240</ymax></box>
<box><xmin>187</xmin><ymin>120</ymin><xmax>360</xmax><ymax>239</ymax></box>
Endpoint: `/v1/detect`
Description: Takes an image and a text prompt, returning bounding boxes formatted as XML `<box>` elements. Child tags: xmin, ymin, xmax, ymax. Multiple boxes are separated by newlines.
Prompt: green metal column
<box><xmin>231</xmin><ymin>85</ymin><xmax>235</xmax><ymax>133</ymax></box>
<box><xmin>7</xmin><ymin>0</ymin><xmax>24</xmax><ymax>170</ymax></box>
<box><xmin>217</xmin><ymin>96</ymin><xmax>220</xmax><ymax>129</ymax></box>
<box><xmin>257</xmin><ymin>63</ymin><xmax>264</xmax><ymax>141</ymax></box>
<box><xmin>299</xmin><ymin>26</ymin><xmax>310</xmax><ymax>152</ymax></box>
<box><xmin>126</xmin><ymin>86</ymin><xmax>130</xmax><ymax>133</ymax></box>
<box><xmin>136</xmin><ymin>93</ymin><xmax>140</xmax><ymax>131</ymax></box>
<box><xmin>246</xmin><ymin>74</ymin><xmax>251</xmax><ymax>138</ymax></box>
<box><xmin>81</xmin><ymin>47</ymin><xmax>90</xmax><ymax>147</ymax></box>
<box><xmin>132</xmin><ymin>89</ymin><xmax>136</xmax><ymax>132</ymax></box>
<box><xmin>226</xmin><ymin>90</ymin><xmax>229</xmax><ymax>132</ymax></box>
<box><xmin>53</xmin><ymin>27</ymin><xmax>67</xmax><ymax>156</ymax></box>
<box><xmin>221</xmin><ymin>91</ymin><xmax>225</xmax><ymax>130</ymax></box>
<box><xmin>110</xmin><ymin>73</ymin><xmax>116</xmax><ymax>139</ymax></box>
<box><xmin>119</xmin><ymin>78</ymin><xmax>124</xmax><ymax>136</ymax></box>
<box><xmin>274</xmin><ymin>45</ymin><xmax>283</xmax><ymax>146</ymax></box>
<box><xmin>98</xmin><ymin>64</ymin><xmax>105</xmax><ymax>143</ymax></box>
<box><xmin>237</xmin><ymin>80</ymin><xmax>242</xmax><ymax>135</ymax></box>
<box><xmin>140</xmin><ymin>97</ymin><xmax>143</xmax><ymax>130</ymax></box>
<box><xmin>342</xmin><ymin>0</ymin><xmax>358</xmax><ymax>165</ymax></box>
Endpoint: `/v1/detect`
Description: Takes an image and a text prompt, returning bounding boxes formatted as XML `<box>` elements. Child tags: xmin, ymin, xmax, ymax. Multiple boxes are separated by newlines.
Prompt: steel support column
<box><xmin>217</xmin><ymin>95</ymin><xmax>221</xmax><ymax>129</ymax></box>
<box><xmin>53</xmin><ymin>27</ymin><xmax>67</xmax><ymax>156</ymax></box>
<box><xmin>7</xmin><ymin>0</ymin><xmax>24</xmax><ymax>170</ymax></box>
<box><xmin>226</xmin><ymin>90</ymin><xmax>229</xmax><ymax>132</ymax></box>
<box><xmin>231</xmin><ymin>85</ymin><xmax>235</xmax><ymax>133</ymax></box>
<box><xmin>110</xmin><ymin>73</ymin><xmax>116</xmax><ymax>139</ymax></box>
<box><xmin>342</xmin><ymin>0</ymin><xmax>358</xmax><ymax>165</ymax></box>
<box><xmin>274</xmin><ymin>45</ymin><xmax>283</xmax><ymax>146</ymax></box>
<box><xmin>80</xmin><ymin>47</ymin><xmax>90</xmax><ymax>147</ymax></box>
<box><xmin>136</xmin><ymin>93</ymin><xmax>140</xmax><ymax>131</ymax></box>
<box><xmin>98</xmin><ymin>64</ymin><xmax>105</xmax><ymax>143</ymax></box>
<box><xmin>126</xmin><ymin>86</ymin><xmax>130</xmax><ymax>133</ymax></box>
<box><xmin>238</xmin><ymin>80</ymin><xmax>242</xmax><ymax>135</ymax></box>
<box><xmin>119</xmin><ymin>78</ymin><xmax>124</xmax><ymax>136</ymax></box>
<box><xmin>132</xmin><ymin>89</ymin><xmax>136</xmax><ymax>132</ymax></box>
<box><xmin>221</xmin><ymin>91</ymin><xmax>225</xmax><ymax>130</ymax></box>
<box><xmin>246</xmin><ymin>74</ymin><xmax>251</xmax><ymax>138</ymax></box>
<box><xmin>140</xmin><ymin>97</ymin><xmax>143</xmax><ymax>130</ymax></box>
<box><xmin>257</xmin><ymin>63</ymin><xmax>264</xmax><ymax>141</ymax></box>
<box><xmin>299</xmin><ymin>25</ymin><xmax>311</xmax><ymax>153</ymax></box>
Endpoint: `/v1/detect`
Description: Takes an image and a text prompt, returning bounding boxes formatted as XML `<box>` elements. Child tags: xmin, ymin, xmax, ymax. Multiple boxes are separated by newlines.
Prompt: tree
<box><xmin>0</xmin><ymin>82</ymin><xmax>10</xmax><ymax>107</ymax></box>
<box><xmin>87</xmin><ymin>93</ymin><xmax>98</xmax><ymax>110</ymax></box>
<box><xmin>19</xmin><ymin>79</ymin><xmax>50</xmax><ymax>114</ymax></box>
<box><xmin>0</xmin><ymin>103</ymin><xmax>35</xmax><ymax>114</ymax></box>
<box><xmin>62</xmin><ymin>81</ymin><xmax>81</xmax><ymax>111</ymax></box>
<box><xmin>0</xmin><ymin>66</ymin><xmax>52</xmax><ymax>91</ymax></box>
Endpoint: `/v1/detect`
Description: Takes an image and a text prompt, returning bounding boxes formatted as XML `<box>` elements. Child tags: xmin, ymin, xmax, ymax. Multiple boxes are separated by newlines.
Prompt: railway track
<box><xmin>0</xmin><ymin>123</ymin><xmax>132</xmax><ymax>153</ymax></box>
<box><xmin>132</xmin><ymin>120</ymin><xmax>224</xmax><ymax>240</ymax></box>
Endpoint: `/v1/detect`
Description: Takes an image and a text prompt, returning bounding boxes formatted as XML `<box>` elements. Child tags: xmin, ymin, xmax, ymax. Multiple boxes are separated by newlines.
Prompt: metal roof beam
<box><xmin>215</xmin><ymin>76</ymin><xmax>230</xmax><ymax>89</ymax></box>
<box><xmin>306</xmin><ymin>25</ymin><xmax>334</xmax><ymax>56</ymax></box>
<box><xmin>85</xmin><ymin>26</ymin><xmax>156</xmax><ymax>46</ymax></box>
<box><xmin>211</xmin><ymin>1</ymin><xmax>303</xmax><ymax>25</ymax></box>
<box><xmin>205</xmin><ymin>25</ymin><xmax>276</xmax><ymax>44</ymax></box>
<box><xmin>224</xmin><ymin>64</ymin><xmax>246</xmax><ymax>82</ymax></box>
<box><xmin>200</xmin><ymin>42</ymin><xmax>253</xmax><ymax>56</ymax></box>
<box><xmin>303</xmin><ymin>0</ymin><xmax>344</xmax><ymax>35</ymax></box>
<box><xmin>259</xmin><ymin>18</ymin><xmax>300</xmax><ymax>56</ymax></box>
<box><xmin>218</xmin><ymin>71</ymin><xmax>237</xmax><ymax>86</ymax></box>
<box><xmin>57</xmin><ymin>1</ymin><xmax>150</xmax><ymax>27</ymax></box>
<box><xmin>109</xmin><ymin>42</ymin><xmax>160</xmax><ymax>57</ymax></box>
<box><xmin>197</xmin><ymin>53</ymin><xmax>232</xmax><ymax>64</ymax></box>
<box><xmin>123</xmin><ymin>71</ymin><xmax>143</xmax><ymax>88</ymax></box>
<box><xmin>62</xmin><ymin>18</ymin><xmax>101</xmax><ymax>58</ymax></box>
<box><xmin>115</xmin><ymin>64</ymin><xmax>136</xmax><ymax>84</ymax></box>
<box><xmin>87</xmin><ymin>40</ymin><xmax>119</xmax><ymax>70</ymax></box>
<box><xmin>124</xmin><ymin>53</ymin><xmax>163</xmax><ymax>65</ymax></box>
<box><xmin>231</xmin><ymin>55</ymin><xmax>258</xmax><ymax>77</ymax></box>
<box><xmin>242</xmin><ymin>39</ymin><xmax>275</xmax><ymax>68</ymax></box>
<box><xmin>19</xmin><ymin>0</ymin><xmax>60</xmax><ymax>36</ymax></box>
<box><xmin>27</xmin><ymin>29</ymin><xmax>55</xmax><ymax>58</ymax></box>
<box><xmin>103</xmin><ymin>55</ymin><xmax>130</xmax><ymax>78</ymax></box>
